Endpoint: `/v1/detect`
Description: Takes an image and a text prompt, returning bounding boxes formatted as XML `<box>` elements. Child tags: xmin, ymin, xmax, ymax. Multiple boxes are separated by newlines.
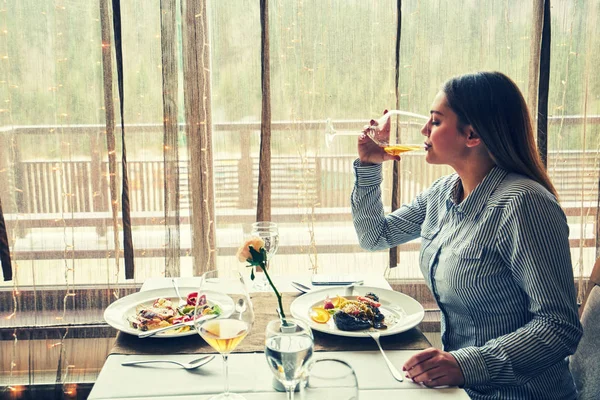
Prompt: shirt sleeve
<box><xmin>451</xmin><ymin>191</ymin><xmax>583</xmax><ymax>387</ymax></box>
<box><xmin>350</xmin><ymin>159</ymin><xmax>427</xmax><ymax>251</ymax></box>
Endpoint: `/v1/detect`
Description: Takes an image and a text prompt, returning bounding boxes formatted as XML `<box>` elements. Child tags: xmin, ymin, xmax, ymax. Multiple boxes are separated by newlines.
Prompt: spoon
<box><xmin>121</xmin><ymin>355</ymin><xmax>215</xmax><ymax>370</ymax></box>
<box><xmin>236</xmin><ymin>298</ymin><xmax>247</xmax><ymax>320</ymax></box>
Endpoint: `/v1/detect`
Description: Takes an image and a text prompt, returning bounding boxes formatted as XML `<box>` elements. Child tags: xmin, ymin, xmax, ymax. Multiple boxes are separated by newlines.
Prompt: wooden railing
<box><xmin>1</xmin><ymin>119</ymin><xmax>598</xmax><ymax>254</ymax></box>
<box><xmin>5</xmin><ymin>152</ymin><xmax>597</xmax><ymax>215</ymax></box>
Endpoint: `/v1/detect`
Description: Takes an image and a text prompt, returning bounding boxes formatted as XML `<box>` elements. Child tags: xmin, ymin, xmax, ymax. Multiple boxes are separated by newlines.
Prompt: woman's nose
<box><xmin>421</xmin><ymin>121</ymin><xmax>429</xmax><ymax>136</ymax></box>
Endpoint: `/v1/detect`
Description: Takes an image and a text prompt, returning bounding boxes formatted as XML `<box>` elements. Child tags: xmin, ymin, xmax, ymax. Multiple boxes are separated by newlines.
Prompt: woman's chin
<box><xmin>424</xmin><ymin>151</ymin><xmax>436</xmax><ymax>164</ymax></box>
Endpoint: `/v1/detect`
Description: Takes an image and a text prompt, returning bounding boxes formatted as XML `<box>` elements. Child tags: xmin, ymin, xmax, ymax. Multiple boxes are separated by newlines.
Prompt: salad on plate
<box><xmin>128</xmin><ymin>292</ymin><xmax>221</xmax><ymax>334</ymax></box>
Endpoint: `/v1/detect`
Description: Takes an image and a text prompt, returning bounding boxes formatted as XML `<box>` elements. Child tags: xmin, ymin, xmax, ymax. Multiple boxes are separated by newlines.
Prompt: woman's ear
<box><xmin>465</xmin><ymin>126</ymin><xmax>483</xmax><ymax>148</ymax></box>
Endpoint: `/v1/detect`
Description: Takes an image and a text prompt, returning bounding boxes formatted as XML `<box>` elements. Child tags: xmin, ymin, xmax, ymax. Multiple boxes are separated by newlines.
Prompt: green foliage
<box><xmin>0</xmin><ymin>0</ymin><xmax>598</xmax><ymax>153</ymax></box>
<box><xmin>247</xmin><ymin>245</ymin><xmax>267</xmax><ymax>268</ymax></box>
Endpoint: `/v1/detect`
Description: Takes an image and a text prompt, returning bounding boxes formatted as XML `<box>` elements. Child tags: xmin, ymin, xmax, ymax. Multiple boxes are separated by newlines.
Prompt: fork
<box><xmin>121</xmin><ymin>355</ymin><xmax>215</xmax><ymax>370</ymax></box>
<box><xmin>367</xmin><ymin>331</ymin><xmax>404</xmax><ymax>382</ymax></box>
<box><xmin>171</xmin><ymin>278</ymin><xmax>187</xmax><ymax>308</ymax></box>
<box><xmin>138</xmin><ymin>313</ymin><xmax>217</xmax><ymax>338</ymax></box>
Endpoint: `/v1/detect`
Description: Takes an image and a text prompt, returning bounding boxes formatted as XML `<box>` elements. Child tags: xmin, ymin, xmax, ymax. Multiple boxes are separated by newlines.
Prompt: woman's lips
<box><xmin>424</xmin><ymin>142</ymin><xmax>432</xmax><ymax>151</ymax></box>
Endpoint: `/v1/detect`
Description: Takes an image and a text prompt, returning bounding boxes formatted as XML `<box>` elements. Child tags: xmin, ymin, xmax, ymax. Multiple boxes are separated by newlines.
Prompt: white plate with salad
<box><xmin>104</xmin><ymin>287</ymin><xmax>235</xmax><ymax>338</ymax></box>
<box><xmin>289</xmin><ymin>285</ymin><xmax>424</xmax><ymax>338</ymax></box>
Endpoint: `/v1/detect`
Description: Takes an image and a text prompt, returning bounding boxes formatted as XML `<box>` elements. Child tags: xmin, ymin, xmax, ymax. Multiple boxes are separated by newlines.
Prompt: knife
<box><xmin>291</xmin><ymin>281</ymin><xmax>312</xmax><ymax>293</ymax></box>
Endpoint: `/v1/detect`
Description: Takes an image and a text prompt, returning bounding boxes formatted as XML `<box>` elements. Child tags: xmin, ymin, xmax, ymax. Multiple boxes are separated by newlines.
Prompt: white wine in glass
<box><xmin>195</xmin><ymin>270</ymin><xmax>254</xmax><ymax>400</ymax></box>
<box><xmin>325</xmin><ymin>110</ymin><xmax>429</xmax><ymax>155</ymax></box>
<box><xmin>199</xmin><ymin>319</ymin><xmax>250</xmax><ymax>353</ymax></box>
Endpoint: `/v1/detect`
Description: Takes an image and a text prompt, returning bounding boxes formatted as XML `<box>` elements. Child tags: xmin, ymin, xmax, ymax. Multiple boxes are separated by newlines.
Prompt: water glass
<box><xmin>265</xmin><ymin>318</ymin><xmax>314</xmax><ymax>400</ymax></box>
<box><xmin>250</xmin><ymin>221</ymin><xmax>279</xmax><ymax>291</ymax></box>
<box><xmin>300</xmin><ymin>359</ymin><xmax>359</xmax><ymax>400</ymax></box>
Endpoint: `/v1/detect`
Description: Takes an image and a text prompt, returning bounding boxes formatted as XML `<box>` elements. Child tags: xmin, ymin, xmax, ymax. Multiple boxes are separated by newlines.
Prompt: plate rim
<box><xmin>289</xmin><ymin>285</ymin><xmax>425</xmax><ymax>338</ymax></box>
<box><xmin>103</xmin><ymin>286</ymin><xmax>229</xmax><ymax>339</ymax></box>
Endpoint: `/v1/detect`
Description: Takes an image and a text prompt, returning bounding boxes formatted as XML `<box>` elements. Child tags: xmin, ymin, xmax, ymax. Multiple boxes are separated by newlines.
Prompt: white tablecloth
<box><xmin>88</xmin><ymin>275</ymin><xmax>469</xmax><ymax>399</ymax></box>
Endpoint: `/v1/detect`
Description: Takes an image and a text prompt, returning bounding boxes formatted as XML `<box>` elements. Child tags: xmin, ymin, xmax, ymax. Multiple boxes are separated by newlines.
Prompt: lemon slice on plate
<box><xmin>332</xmin><ymin>295</ymin><xmax>347</xmax><ymax>308</ymax></box>
<box><xmin>310</xmin><ymin>307</ymin><xmax>330</xmax><ymax>324</ymax></box>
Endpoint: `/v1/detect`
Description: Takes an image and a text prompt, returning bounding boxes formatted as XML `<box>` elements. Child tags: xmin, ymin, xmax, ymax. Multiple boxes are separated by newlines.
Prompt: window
<box><xmin>0</xmin><ymin>0</ymin><xmax>598</xmax><ymax>392</ymax></box>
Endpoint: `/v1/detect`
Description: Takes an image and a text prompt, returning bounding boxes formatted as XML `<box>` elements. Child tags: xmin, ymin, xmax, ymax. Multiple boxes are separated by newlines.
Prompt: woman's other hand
<box><xmin>357</xmin><ymin>110</ymin><xmax>400</xmax><ymax>165</ymax></box>
<box><xmin>403</xmin><ymin>348</ymin><xmax>465</xmax><ymax>387</ymax></box>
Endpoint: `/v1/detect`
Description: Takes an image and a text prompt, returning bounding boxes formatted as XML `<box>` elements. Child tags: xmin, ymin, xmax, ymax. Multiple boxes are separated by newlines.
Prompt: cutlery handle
<box><xmin>373</xmin><ymin>338</ymin><xmax>404</xmax><ymax>382</ymax></box>
<box><xmin>137</xmin><ymin>313</ymin><xmax>216</xmax><ymax>338</ymax></box>
<box><xmin>172</xmin><ymin>278</ymin><xmax>185</xmax><ymax>303</ymax></box>
<box><xmin>138</xmin><ymin>323</ymin><xmax>185</xmax><ymax>338</ymax></box>
<box><xmin>122</xmin><ymin>360</ymin><xmax>181</xmax><ymax>367</ymax></box>
<box><xmin>291</xmin><ymin>281</ymin><xmax>311</xmax><ymax>293</ymax></box>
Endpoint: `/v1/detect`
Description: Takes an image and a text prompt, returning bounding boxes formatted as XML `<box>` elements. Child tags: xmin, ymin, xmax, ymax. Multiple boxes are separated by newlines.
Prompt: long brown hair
<box><xmin>442</xmin><ymin>71</ymin><xmax>558</xmax><ymax>198</ymax></box>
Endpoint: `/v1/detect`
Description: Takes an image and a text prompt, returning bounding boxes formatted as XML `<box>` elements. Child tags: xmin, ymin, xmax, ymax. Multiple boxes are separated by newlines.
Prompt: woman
<box><xmin>352</xmin><ymin>71</ymin><xmax>582</xmax><ymax>399</ymax></box>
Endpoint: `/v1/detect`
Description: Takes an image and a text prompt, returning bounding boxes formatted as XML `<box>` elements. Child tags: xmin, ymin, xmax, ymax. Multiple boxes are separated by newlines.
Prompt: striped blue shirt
<box><xmin>351</xmin><ymin>160</ymin><xmax>583</xmax><ymax>399</ymax></box>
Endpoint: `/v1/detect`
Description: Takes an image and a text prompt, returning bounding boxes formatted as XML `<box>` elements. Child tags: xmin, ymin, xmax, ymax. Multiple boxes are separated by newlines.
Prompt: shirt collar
<box><xmin>446</xmin><ymin>166</ymin><xmax>508</xmax><ymax>217</ymax></box>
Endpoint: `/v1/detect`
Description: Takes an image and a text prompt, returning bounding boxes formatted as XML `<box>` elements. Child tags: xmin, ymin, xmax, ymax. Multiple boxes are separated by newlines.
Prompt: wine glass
<box><xmin>250</xmin><ymin>221</ymin><xmax>279</xmax><ymax>291</ymax></box>
<box><xmin>300</xmin><ymin>359</ymin><xmax>359</xmax><ymax>399</ymax></box>
<box><xmin>324</xmin><ymin>110</ymin><xmax>429</xmax><ymax>153</ymax></box>
<box><xmin>194</xmin><ymin>270</ymin><xmax>254</xmax><ymax>400</ymax></box>
<box><xmin>265</xmin><ymin>318</ymin><xmax>314</xmax><ymax>400</ymax></box>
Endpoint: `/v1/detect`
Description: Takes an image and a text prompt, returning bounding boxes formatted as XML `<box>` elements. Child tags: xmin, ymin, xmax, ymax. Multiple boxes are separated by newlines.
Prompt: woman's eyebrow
<box><xmin>430</xmin><ymin>110</ymin><xmax>444</xmax><ymax>117</ymax></box>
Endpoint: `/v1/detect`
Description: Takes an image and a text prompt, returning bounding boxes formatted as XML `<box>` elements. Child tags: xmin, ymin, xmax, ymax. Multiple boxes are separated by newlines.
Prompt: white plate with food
<box><xmin>289</xmin><ymin>285</ymin><xmax>424</xmax><ymax>338</ymax></box>
<box><xmin>104</xmin><ymin>287</ymin><xmax>235</xmax><ymax>338</ymax></box>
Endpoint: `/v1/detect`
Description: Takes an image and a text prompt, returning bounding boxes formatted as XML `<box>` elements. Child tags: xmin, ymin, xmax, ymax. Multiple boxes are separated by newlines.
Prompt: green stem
<box><xmin>259</xmin><ymin>264</ymin><xmax>286</xmax><ymax>321</ymax></box>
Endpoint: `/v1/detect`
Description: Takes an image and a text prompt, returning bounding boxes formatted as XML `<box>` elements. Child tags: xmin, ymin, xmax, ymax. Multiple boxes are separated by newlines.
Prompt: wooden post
<box><xmin>12</xmin><ymin>136</ymin><xmax>26</xmax><ymax>214</ymax></box>
<box><xmin>314</xmin><ymin>156</ymin><xmax>323</xmax><ymax>207</ymax></box>
<box><xmin>90</xmin><ymin>131</ymin><xmax>106</xmax><ymax>236</ymax></box>
<box><xmin>537</xmin><ymin>0</ymin><xmax>551</xmax><ymax>168</ymax></box>
<box><xmin>181</xmin><ymin>0</ymin><xmax>217</xmax><ymax>275</ymax></box>
<box><xmin>238</xmin><ymin>130</ymin><xmax>253</xmax><ymax>209</ymax></box>
<box><xmin>160</xmin><ymin>0</ymin><xmax>181</xmax><ymax>278</ymax></box>
<box><xmin>0</xmin><ymin>130</ymin><xmax>12</xmax><ymax>213</ymax></box>
<box><xmin>99</xmin><ymin>0</ymin><xmax>121</xmax><ymax>276</ymax></box>
<box><xmin>389</xmin><ymin>0</ymin><xmax>403</xmax><ymax>269</ymax></box>
<box><xmin>528</xmin><ymin>0</ymin><xmax>543</xmax><ymax>125</ymax></box>
<box><xmin>256</xmin><ymin>0</ymin><xmax>272</xmax><ymax>222</ymax></box>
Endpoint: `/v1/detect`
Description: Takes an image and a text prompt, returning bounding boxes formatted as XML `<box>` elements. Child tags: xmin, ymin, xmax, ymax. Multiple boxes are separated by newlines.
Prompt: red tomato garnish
<box><xmin>186</xmin><ymin>292</ymin><xmax>199</xmax><ymax>306</ymax></box>
<box><xmin>323</xmin><ymin>297</ymin><xmax>334</xmax><ymax>310</ymax></box>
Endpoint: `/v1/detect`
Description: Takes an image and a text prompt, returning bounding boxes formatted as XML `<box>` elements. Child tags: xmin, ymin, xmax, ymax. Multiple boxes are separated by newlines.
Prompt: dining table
<box><xmin>88</xmin><ymin>274</ymin><xmax>469</xmax><ymax>399</ymax></box>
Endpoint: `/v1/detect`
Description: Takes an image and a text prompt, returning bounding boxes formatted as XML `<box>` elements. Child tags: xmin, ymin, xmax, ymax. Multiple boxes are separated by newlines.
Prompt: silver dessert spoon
<box><xmin>236</xmin><ymin>298</ymin><xmax>247</xmax><ymax>320</ymax></box>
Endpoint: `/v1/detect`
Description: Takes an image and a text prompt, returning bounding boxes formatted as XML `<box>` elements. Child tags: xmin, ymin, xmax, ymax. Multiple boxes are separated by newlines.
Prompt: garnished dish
<box><xmin>104</xmin><ymin>287</ymin><xmax>235</xmax><ymax>339</ymax></box>
<box><xmin>290</xmin><ymin>285</ymin><xmax>425</xmax><ymax>338</ymax></box>
<box><xmin>310</xmin><ymin>292</ymin><xmax>388</xmax><ymax>331</ymax></box>
<box><xmin>128</xmin><ymin>292</ymin><xmax>222</xmax><ymax>334</ymax></box>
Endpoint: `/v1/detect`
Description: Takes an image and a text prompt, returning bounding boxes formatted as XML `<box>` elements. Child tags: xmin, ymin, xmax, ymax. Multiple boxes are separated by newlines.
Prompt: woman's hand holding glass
<box><xmin>358</xmin><ymin>110</ymin><xmax>427</xmax><ymax>165</ymax></box>
<box><xmin>194</xmin><ymin>270</ymin><xmax>254</xmax><ymax>400</ymax></box>
<box><xmin>358</xmin><ymin>111</ymin><xmax>399</xmax><ymax>165</ymax></box>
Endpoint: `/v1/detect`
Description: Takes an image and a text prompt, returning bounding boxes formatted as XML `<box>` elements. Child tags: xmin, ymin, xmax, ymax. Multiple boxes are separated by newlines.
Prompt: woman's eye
<box><xmin>431</xmin><ymin>120</ymin><xmax>440</xmax><ymax>126</ymax></box>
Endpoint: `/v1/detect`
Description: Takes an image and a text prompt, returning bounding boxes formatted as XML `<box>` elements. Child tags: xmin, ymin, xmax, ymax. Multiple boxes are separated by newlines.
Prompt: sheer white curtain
<box><xmin>0</xmin><ymin>0</ymin><xmax>598</xmax><ymax>395</ymax></box>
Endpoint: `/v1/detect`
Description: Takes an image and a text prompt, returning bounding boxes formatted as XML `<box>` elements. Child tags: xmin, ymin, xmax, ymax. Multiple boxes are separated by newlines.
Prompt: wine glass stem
<box><xmin>222</xmin><ymin>354</ymin><xmax>230</xmax><ymax>394</ymax></box>
<box><xmin>285</xmin><ymin>384</ymin><xmax>295</xmax><ymax>400</ymax></box>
